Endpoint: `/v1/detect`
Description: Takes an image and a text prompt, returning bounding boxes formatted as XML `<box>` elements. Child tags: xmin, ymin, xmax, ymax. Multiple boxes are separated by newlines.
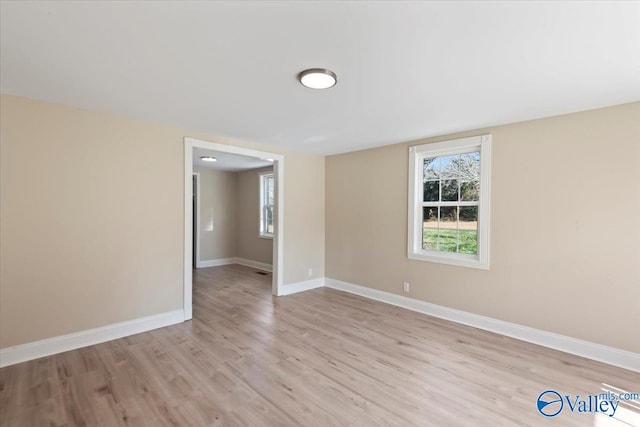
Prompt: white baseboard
<box><xmin>0</xmin><ymin>309</ymin><xmax>185</xmax><ymax>368</ymax></box>
<box><xmin>233</xmin><ymin>257</ymin><xmax>272</xmax><ymax>272</ymax></box>
<box><xmin>324</xmin><ymin>278</ymin><xmax>640</xmax><ymax>373</ymax></box>
<box><xmin>4</xmin><ymin>278</ymin><xmax>636</xmax><ymax>373</ymax></box>
<box><xmin>197</xmin><ymin>257</ymin><xmax>273</xmax><ymax>272</ymax></box>
<box><xmin>279</xmin><ymin>278</ymin><xmax>325</xmax><ymax>296</ymax></box>
<box><xmin>197</xmin><ymin>258</ymin><xmax>235</xmax><ymax>268</ymax></box>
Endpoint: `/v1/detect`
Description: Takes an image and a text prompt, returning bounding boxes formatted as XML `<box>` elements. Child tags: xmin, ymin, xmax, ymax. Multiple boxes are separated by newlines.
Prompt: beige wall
<box><xmin>285</xmin><ymin>154</ymin><xmax>326</xmax><ymax>282</ymax></box>
<box><xmin>4</xmin><ymin>92</ymin><xmax>634</xmax><ymax>354</ymax></box>
<box><xmin>193</xmin><ymin>165</ymin><xmax>275</xmax><ymax>266</ymax></box>
<box><xmin>236</xmin><ymin>167</ymin><xmax>273</xmax><ymax>264</ymax></box>
<box><xmin>326</xmin><ymin>102</ymin><xmax>640</xmax><ymax>353</ymax></box>
<box><xmin>0</xmin><ymin>94</ymin><xmax>325</xmax><ymax>348</ymax></box>
<box><xmin>193</xmin><ymin>167</ymin><xmax>237</xmax><ymax>261</ymax></box>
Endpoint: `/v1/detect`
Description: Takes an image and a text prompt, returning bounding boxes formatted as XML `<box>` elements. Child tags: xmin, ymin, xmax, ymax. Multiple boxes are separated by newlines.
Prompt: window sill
<box><xmin>408</xmin><ymin>252</ymin><xmax>489</xmax><ymax>270</ymax></box>
<box><xmin>259</xmin><ymin>234</ymin><xmax>273</xmax><ymax>240</ymax></box>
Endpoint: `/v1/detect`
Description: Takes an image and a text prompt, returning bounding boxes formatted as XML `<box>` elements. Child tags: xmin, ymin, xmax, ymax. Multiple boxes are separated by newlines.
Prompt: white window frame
<box><xmin>259</xmin><ymin>171</ymin><xmax>275</xmax><ymax>239</ymax></box>
<box><xmin>408</xmin><ymin>134</ymin><xmax>491</xmax><ymax>270</ymax></box>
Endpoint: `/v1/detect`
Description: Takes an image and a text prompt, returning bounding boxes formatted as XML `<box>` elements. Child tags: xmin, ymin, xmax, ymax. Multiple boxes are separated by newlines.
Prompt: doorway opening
<box><xmin>183</xmin><ymin>137</ymin><xmax>284</xmax><ymax>320</ymax></box>
<box><xmin>192</xmin><ymin>173</ymin><xmax>199</xmax><ymax>269</ymax></box>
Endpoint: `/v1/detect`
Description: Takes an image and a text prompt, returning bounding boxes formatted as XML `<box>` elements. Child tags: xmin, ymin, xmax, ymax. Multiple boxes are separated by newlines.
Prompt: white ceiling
<box><xmin>193</xmin><ymin>148</ymin><xmax>273</xmax><ymax>172</ymax></box>
<box><xmin>1</xmin><ymin>2</ymin><xmax>639</xmax><ymax>155</ymax></box>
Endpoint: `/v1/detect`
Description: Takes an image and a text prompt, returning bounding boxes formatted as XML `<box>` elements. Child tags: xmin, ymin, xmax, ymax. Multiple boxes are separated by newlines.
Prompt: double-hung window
<box><xmin>259</xmin><ymin>172</ymin><xmax>274</xmax><ymax>238</ymax></box>
<box><xmin>408</xmin><ymin>135</ymin><xmax>491</xmax><ymax>269</ymax></box>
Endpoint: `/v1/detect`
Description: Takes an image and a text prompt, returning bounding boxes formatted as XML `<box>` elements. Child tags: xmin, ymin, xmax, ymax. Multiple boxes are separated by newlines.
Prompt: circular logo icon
<box><xmin>537</xmin><ymin>390</ymin><xmax>563</xmax><ymax>417</ymax></box>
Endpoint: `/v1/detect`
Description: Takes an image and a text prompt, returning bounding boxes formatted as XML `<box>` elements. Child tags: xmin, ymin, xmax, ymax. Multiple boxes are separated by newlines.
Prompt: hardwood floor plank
<box><xmin>1</xmin><ymin>264</ymin><xmax>638</xmax><ymax>426</ymax></box>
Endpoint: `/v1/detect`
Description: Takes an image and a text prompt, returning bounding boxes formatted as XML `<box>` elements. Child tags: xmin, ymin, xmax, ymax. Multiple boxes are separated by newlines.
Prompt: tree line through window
<box><xmin>422</xmin><ymin>151</ymin><xmax>480</xmax><ymax>254</ymax></box>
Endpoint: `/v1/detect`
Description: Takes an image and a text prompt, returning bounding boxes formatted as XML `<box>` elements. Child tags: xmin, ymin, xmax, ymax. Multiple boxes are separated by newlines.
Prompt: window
<box><xmin>259</xmin><ymin>172</ymin><xmax>274</xmax><ymax>238</ymax></box>
<box><xmin>408</xmin><ymin>135</ymin><xmax>491</xmax><ymax>269</ymax></box>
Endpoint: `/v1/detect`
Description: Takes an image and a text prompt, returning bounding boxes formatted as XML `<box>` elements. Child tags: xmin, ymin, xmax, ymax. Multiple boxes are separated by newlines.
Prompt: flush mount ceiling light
<box><xmin>298</xmin><ymin>68</ymin><xmax>337</xmax><ymax>89</ymax></box>
<box><xmin>200</xmin><ymin>156</ymin><xmax>217</xmax><ymax>162</ymax></box>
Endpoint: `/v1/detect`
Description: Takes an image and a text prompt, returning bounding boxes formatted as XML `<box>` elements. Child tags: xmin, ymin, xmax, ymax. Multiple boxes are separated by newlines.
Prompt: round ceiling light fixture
<box><xmin>200</xmin><ymin>156</ymin><xmax>217</xmax><ymax>162</ymax></box>
<box><xmin>298</xmin><ymin>68</ymin><xmax>337</xmax><ymax>89</ymax></box>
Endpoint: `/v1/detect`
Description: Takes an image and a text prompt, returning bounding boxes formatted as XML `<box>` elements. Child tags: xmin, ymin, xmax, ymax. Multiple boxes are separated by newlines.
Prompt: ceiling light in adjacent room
<box><xmin>298</xmin><ymin>68</ymin><xmax>337</xmax><ymax>89</ymax></box>
<box><xmin>200</xmin><ymin>156</ymin><xmax>216</xmax><ymax>162</ymax></box>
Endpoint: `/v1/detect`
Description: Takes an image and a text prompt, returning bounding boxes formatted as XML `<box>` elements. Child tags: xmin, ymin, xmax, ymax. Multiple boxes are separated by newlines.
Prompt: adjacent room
<box><xmin>191</xmin><ymin>149</ymin><xmax>275</xmax><ymax>271</ymax></box>
<box><xmin>1</xmin><ymin>1</ymin><xmax>638</xmax><ymax>426</ymax></box>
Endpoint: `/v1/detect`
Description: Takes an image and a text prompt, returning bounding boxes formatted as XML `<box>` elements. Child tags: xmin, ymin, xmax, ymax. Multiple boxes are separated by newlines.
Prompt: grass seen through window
<box><xmin>423</xmin><ymin>227</ymin><xmax>477</xmax><ymax>254</ymax></box>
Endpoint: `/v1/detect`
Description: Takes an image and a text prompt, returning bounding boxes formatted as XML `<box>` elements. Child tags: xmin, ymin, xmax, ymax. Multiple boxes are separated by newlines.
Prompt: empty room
<box><xmin>0</xmin><ymin>1</ymin><xmax>638</xmax><ymax>426</ymax></box>
<box><xmin>191</xmin><ymin>148</ymin><xmax>277</xmax><ymax>271</ymax></box>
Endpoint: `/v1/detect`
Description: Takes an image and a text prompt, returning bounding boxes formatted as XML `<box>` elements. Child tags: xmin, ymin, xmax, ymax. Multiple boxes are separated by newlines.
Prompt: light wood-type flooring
<box><xmin>1</xmin><ymin>264</ymin><xmax>638</xmax><ymax>426</ymax></box>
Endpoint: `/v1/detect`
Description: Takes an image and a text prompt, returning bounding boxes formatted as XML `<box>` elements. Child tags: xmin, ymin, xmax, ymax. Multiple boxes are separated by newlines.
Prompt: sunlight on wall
<box><xmin>205</xmin><ymin>208</ymin><xmax>214</xmax><ymax>232</ymax></box>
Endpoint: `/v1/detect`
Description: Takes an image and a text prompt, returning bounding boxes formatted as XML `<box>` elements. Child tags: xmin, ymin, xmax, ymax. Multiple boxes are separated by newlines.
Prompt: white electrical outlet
<box><xmin>308</xmin><ymin>268</ymin><xmax>313</xmax><ymax>277</ymax></box>
<box><xmin>403</xmin><ymin>282</ymin><xmax>410</xmax><ymax>293</ymax></box>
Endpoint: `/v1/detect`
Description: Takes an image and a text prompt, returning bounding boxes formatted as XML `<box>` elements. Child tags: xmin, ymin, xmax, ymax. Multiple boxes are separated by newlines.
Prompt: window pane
<box><xmin>423</xmin><ymin>157</ymin><xmax>440</xmax><ymax>180</ymax></box>
<box><xmin>459</xmin><ymin>206</ymin><xmax>478</xmax><ymax>254</ymax></box>
<box><xmin>266</xmin><ymin>205</ymin><xmax>274</xmax><ymax>234</ymax></box>
<box><xmin>423</xmin><ymin>180</ymin><xmax>439</xmax><ymax>202</ymax></box>
<box><xmin>460</xmin><ymin>180</ymin><xmax>479</xmax><ymax>201</ymax></box>
<box><xmin>441</xmin><ymin>179</ymin><xmax>459</xmax><ymax>201</ymax></box>
<box><xmin>440</xmin><ymin>154</ymin><xmax>459</xmax><ymax>180</ymax></box>
<box><xmin>438</xmin><ymin>206</ymin><xmax>458</xmax><ymax>252</ymax></box>
<box><xmin>266</xmin><ymin>176</ymin><xmax>274</xmax><ymax>205</ymax></box>
<box><xmin>459</xmin><ymin>152</ymin><xmax>480</xmax><ymax>181</ymax></box>
<box><xmin>422</xmin><ymin>207</ymin><xmax>438</xmax><ymax>250</ymax></box>
<box><xmin>260</xmin><ymin>174</ymin><xmax>275</xmax><ymax>236</ymax></box>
